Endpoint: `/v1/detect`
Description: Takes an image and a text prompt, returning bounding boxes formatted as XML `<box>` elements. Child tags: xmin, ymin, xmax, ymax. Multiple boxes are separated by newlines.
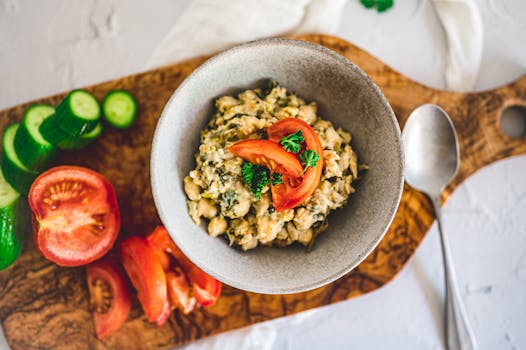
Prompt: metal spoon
<box><xmin>402</xmin><ymin>104</ymin><xmax>477</xmax><ymax>350</ymax></box>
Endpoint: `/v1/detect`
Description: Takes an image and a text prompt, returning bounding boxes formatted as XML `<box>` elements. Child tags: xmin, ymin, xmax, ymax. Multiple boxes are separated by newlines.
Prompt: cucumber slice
<box><xmin>53</xmin><ymin>90</ymin><xmax>101</xmax><ymax>136</ymax></box>
<box><xmin>0</xmin><ymin>168</ymin><xmax>23</xmax><ymax>270</ymax></box>
<box><xmin>1</xmin><ymin>124</ymin><xmax>39</xmax><ymax>194</ymax></box>
<box><xmin>14</xmin><ymin>104</ymin><xmax>56</xmax><ymax>171</ymax></box>
<box><xmin>57</xmin><ymin>122</ymin><xmax>103</xmax><ymax>150</ymax></box>
<box><xmin>102</xmin><ymin>90</ymin><xmax>137</xmax><ymax>129</ymax></box>
<box><xmin>39</xmin><ymin>113</ymin><xmax>71</xmax><ymax>144</ymax></box>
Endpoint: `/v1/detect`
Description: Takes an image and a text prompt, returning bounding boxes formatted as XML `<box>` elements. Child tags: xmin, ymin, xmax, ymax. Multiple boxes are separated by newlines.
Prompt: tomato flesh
<box><xmin>86</xmin><ymin>257</ymin><xmax>131</xmax><ymax>339</ymax></box>
<box><xmin>147</xmin><ymin>226</ymin><xmax>222</xmax><ymax>308</ymax></box>
<box><xmin>120</xmin><ymin>236</ymin><xmax>168</xmax><ymax>324</ymax></box>
<box><xmin>228</xmin><ymin>139</ymin><xmax>303</xmax><ymax>177</ymax></box>
<box><xmin>166</xmin><ymin>268</ymin><xmax>196</xmax><ymax>314</ymax></box>
<box><xmin>29</xmin><ymin>166</ymin><xmax>120</xmax><ymax>266</ymax></box>
<box><xmin>267</xmin><ymin>118</ymin><xmax>324</xmax><ymax>211</ymax></box>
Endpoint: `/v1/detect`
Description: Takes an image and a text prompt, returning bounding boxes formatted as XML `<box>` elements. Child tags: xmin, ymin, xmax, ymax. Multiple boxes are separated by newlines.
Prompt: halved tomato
<box><xmin>147</xmin><ymin>226</ymin><xmax>222</xmax><ymax>308</ymax></box>
<box><xmin>28</xmin><ymin>166</ymin><xmax>120</xmax><ymax>266</ymax></box>
<box><xmin>86</xmin><ymin>257</ymin><xmax>131</xmax><ymax>339</ymax></box>
<box><xmin>267</xmin><ymin>118</ymin><xmax>324</xmax><ymax>211</ymax></box>
<box><xmin>228</xmin><ymin>139</ymin><xmax>303</xmax><ymax>177</ymax></box>
<box><xmin>120</xmin><ymin>236</ymin><xmax>169</xmax><ymax>325</ymax></box>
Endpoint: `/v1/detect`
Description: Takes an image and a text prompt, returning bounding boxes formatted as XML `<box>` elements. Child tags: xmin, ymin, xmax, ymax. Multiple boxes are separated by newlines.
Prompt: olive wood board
<box><xmin>0</xmin><ymin>34</ymin><xmax>525</xmax><ymax>350</ymax></box>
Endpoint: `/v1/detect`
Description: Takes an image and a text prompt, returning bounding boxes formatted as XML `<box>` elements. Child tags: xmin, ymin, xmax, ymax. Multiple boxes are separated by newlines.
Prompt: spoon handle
<box><xmin>431</xmin><ymin>196</ymin><xmax>477</xmax><ymax>350</ymax></box>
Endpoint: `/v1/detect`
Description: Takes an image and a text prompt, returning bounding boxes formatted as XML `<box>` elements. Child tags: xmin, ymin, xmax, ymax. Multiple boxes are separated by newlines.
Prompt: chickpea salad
<box><xmin>184</xmin><ymin>83</ymin><xmax>362</xmax><ymax>251</ymax></box>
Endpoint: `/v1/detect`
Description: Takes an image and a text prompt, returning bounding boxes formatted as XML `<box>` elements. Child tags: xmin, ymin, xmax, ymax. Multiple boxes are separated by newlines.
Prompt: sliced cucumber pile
<box><xmin>102</xmin><ymin>90</ymin><xmax>137</xmax><ymax>129</ymax></box>
<box><xmin>0</xmin><ymin>169</ymin><xmax>23</xmax><ymax>270</ymax></box>
<box><xmin>14</xmin><ymin>104</ymin><xmax>56</xmax><ymax>171</ymax></box>
<box><xmin>1</xmin><ymin>124</ymin><xmax>39</xmax><ymax>194</ymax></box>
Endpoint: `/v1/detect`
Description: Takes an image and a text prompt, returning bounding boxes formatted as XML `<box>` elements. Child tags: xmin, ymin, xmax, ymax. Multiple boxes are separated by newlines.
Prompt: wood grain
<box><xmin>0</xmin><ymin>34</ymin><xmax>525</xmax><ymax>350</ymax></box>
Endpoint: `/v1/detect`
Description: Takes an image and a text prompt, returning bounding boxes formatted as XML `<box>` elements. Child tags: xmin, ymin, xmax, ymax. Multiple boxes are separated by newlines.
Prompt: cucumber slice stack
<box><xmin>58</xmin><ymin>122</ymin><xmax>103</xmax><ymax>150</ymax></box>
<box><xmin>14</xmin><ymin>104</ymin><xmax>56</xmax><ymax>171</ymax></box>
<box><xmin>40</xmin><ymin>90</ymin><xmax>101</xmax><ymax>144</ymax></box>
<box><xmin>0</xmin><ymin>169</ymin><xmax>23</xmax><ymax>270</ymax></box>
<box><xmin>1</xmin><ymin>124</ymin><xmax>39</xmax><ymax>194</ymax></box>
<box><xmin>54</xmin><ymin>89</ymin><xmax>101</xmax><ymax>136</ymax></box>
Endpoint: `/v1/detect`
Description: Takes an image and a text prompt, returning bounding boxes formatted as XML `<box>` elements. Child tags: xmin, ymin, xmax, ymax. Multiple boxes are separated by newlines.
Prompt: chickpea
<box><xmin>257</xmin><ymin>216</ymin><xmax>282</xmax><ymax>244</ymax></box>
<box><xmin>293</xmin><ymin>208</ymin><xmax>316</xmax><ymax>231</ymax></box>
<box><xmin>208</xmin><ymin>217</ymin><xmax>227</xmax><ymax>237</ymax></box>
<box><xmin>184</xmin><ymin>176</ymin><xmax>201</xmax><ymax>201</ymax></box>
<box><xmin>197</xmin><ymin>198</ymin><xmax>217</xmax><ymax>219</ymax></box>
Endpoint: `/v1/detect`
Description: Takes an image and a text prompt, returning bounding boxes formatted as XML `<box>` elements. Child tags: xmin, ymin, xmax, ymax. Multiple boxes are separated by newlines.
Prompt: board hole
<box><xmin>500</xmin><ymin>105</ymin><xmax>526</xmax><ymax>138</ymax></box>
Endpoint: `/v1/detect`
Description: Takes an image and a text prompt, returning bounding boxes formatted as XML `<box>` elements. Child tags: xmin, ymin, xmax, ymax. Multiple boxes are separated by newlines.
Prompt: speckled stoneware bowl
<box><xmin>151</xmin><ymin>38</ymin><xmax>404</xmax><ymax>294</ymax></box>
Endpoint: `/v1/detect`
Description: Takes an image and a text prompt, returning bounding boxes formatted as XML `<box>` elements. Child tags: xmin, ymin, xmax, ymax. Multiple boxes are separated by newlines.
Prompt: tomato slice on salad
<box><xmin>120</xmin><ymin>236</ymin><xmax>169</xmax><ymax>325</ymax></box>
<box><xmin>228</xmin><ymin>139</ymin><xmax>303</xmax><ymax>178</ymax></box>
<box><xmin>267</xmin><ymin>118</ymin><xmax>324</xmax><ymax>211</ymax></box>
<box><xmin>86</xmin><ymin>257</ymin><xmax>131</xmax><ymax>339</ymax></box>
<box><xmin>28</xmin><ymin>166</ymin><xmax>120</xmax><ymax>266</ymax></box>
<box><xmin>147</xmin><ymin>226</ymin><xmax>222</xmax><ymax>308</ymax></box>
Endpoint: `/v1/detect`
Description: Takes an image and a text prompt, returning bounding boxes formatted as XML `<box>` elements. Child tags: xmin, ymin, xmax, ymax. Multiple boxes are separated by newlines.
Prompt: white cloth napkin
<box><xmin>145</xmin><ymin>0</ymin><xmax>348</xmax><ymax>68</ymax></box>
<box><xmin>147</xmin><ymin>0</ymin><xmax>483</xmax><ymax>91</ymax></box>
<box><xmin>433</xmin><ymin>0</ymin><xmax>483</xmax><ymax>91</ymax></box>
<box><xmin>146</xmin><ymin>1</ymin><xmax>483</xmax><ymax>349</ymax></box>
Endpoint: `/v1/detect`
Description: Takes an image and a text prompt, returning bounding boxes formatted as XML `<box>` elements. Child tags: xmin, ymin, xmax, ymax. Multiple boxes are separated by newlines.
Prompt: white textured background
<box><xmin>1</xmin><ymin>0</ymin><xmax>525</xmax><ymax>349</ymax></box>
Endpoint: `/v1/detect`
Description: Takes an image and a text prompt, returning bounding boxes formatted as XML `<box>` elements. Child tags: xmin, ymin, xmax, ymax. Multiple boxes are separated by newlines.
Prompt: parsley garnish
<box><xmin>242</xmin><ymin>161</ymin><xmax>271</xmax><ymax>199</ymax></box>
<box><xmin>299</xmin><ymin>150</ymin><xmax>320</xmax><ymax>174</ymax></box>
<box><xmin>280</xmin><ymin>130</ymin><xmax>304</xmax><ymax>153</ymax></box>
<box><xmin>251</xmin><ymin>166</ymin><xmax>270</xmax><ymax>199</ymax></box>
<box><xmin>242</xmin><ymin>161</ymin><xmax>254</xmax><ymax>184</ymax></box>
<box><xmin>360</xmin><ymin>0</ymin><xmax>393</xmax><ymax>13</ymax></box>
<box><xmin>271</xmin><ymin>173</ymin><xmax>283</xmax><ymax>186</ymax></box>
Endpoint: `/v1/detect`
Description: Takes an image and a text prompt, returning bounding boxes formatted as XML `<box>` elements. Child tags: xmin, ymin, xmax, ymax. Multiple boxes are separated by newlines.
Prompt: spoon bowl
<box><xmin>403</xmin><ymin>104</ymin><xmax>460</xmax><ymax>196</ymax></box>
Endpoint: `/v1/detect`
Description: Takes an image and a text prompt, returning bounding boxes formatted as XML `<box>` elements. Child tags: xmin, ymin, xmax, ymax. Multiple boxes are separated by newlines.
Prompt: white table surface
<box><xmin>1</xmin><ymin>1</ymin><xmax>525</xmax><ymax>349</ymax></box>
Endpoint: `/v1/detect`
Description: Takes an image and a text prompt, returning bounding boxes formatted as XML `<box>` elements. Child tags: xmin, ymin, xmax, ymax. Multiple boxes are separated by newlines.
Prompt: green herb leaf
<box><xmin>271</xmin><ymin>173</ymin><xmax>283</xmax><ymax>186</ymax></box>
<box><xmin>360</xmin><ymin>0</ymin><xmax>375</xmax><ymax>8</ymax></box>
<box><xmin>359</xmin><ymin>0</ymin><xmax>394</xmax><ymax>12</ymax></box>
<box><xmin>299</xmin><ymin>150</ymin><xmax>320</xmax><ymax>174</ymax></box>
<box><xmin>220</xmin><ymin>189</ymin><xmax>238</xmax><ymax>211</ymax></box>
<box><xmin>377</xmin><ymin>0</ymin><xmax>393</xmax><ymax>12</ymax></box>
<box><xmin>280</xmin><ymin>130</ymin><xmax>304</xmax><ymax>153</ymax></box>
<box><xmin>242</xmin><ymin>161</ymin><xmax>254</xmax><ymax>185</ymax></box>
<box><xmin>251</xmin><ymin>165</ymin><xmax>270</xmax><ymax>199</ymax></box>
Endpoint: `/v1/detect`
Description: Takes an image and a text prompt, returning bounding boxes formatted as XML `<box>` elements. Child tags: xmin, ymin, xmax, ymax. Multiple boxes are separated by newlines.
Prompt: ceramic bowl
<box><xmin>151</xmin><ymin>38</ymin><xmax>404</xmax><ymax>294</ymax></box>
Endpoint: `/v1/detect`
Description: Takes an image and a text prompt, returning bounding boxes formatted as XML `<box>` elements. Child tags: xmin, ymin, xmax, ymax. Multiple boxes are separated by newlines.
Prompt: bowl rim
<box><xmin>151</xmin><ymin>37</ymin><xmax>404</xmax><ymax>294</ymax></box>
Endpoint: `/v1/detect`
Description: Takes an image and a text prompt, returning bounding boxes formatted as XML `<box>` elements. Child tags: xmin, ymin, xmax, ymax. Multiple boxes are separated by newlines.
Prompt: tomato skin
<box><xmin>146</xmin><ymin>226</ymin><xmax>172</xmax><ymax>271</ymax></box>
<box><xmin>147</xmin><ymin>226</ymin><xmax>222</xmax><ymax>308</ymax></box>
<box><xmin>228</xmin><ymin>140</ymin><xmax>303</xmax><ymax>177</ymax></box>
<box><xmin>29</xmin><ymin>166</ymin><xmax>120</xmax><ymax>266</ymax></box>
<box><xmin>86</xmin><ymin>257</ymin><xmax>131</xmax><ymax>339</ymax></box>
<box><xmin>267</xmin><ymin>118</ymin><xmax>324</xmax><ymax>211</ymax></box>
<box><xmin>120</xmin><ymin>236</ymin><xmax>168</xmax><ymax>323</ymax></box>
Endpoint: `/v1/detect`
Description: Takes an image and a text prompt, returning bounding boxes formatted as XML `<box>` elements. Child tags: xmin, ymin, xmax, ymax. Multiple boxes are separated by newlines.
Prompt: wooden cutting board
<box><xmin>0</xmin><ymin>34</ymin><xmax>525</xmax><ymax>350</ymax></box>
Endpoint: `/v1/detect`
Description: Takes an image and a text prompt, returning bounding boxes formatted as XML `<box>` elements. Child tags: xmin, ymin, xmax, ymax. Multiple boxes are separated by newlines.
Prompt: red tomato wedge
<box><xmin>166</xmin><ymin>268</ymin><xmax>196</xmax><ymax>314</ymax></box>
<box><xmin>147</xmin><ymin>226</ymin><xmax>222</xmax><ymax>308</ymax></box>
<box><xmin>146</xmin><ymin>226</ymin><xmax>172</xmax><ymax>271</ymax></box>
<box><xmin>267</xmin><ymin>118</ymin><xmax>324</xmax><ymax>211</ymax></box>
<box><xmin>120</xmin><ymin>236</ymin><xmax>169</xmax><ymax>325</ymax></box>
<box><xmin>86</xmin><ymin>257</ymin><xmax>131</xmax><ymax>339</ymax></box>
<box><xmin>228</xmin><ymin>139</ymin><xmax>303</xmax><ymax>177</ymax></box>
<box><xmin>28</xmin><ymin>166</ymin><xmax>120</xmax><ymax>266</ymax></box>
